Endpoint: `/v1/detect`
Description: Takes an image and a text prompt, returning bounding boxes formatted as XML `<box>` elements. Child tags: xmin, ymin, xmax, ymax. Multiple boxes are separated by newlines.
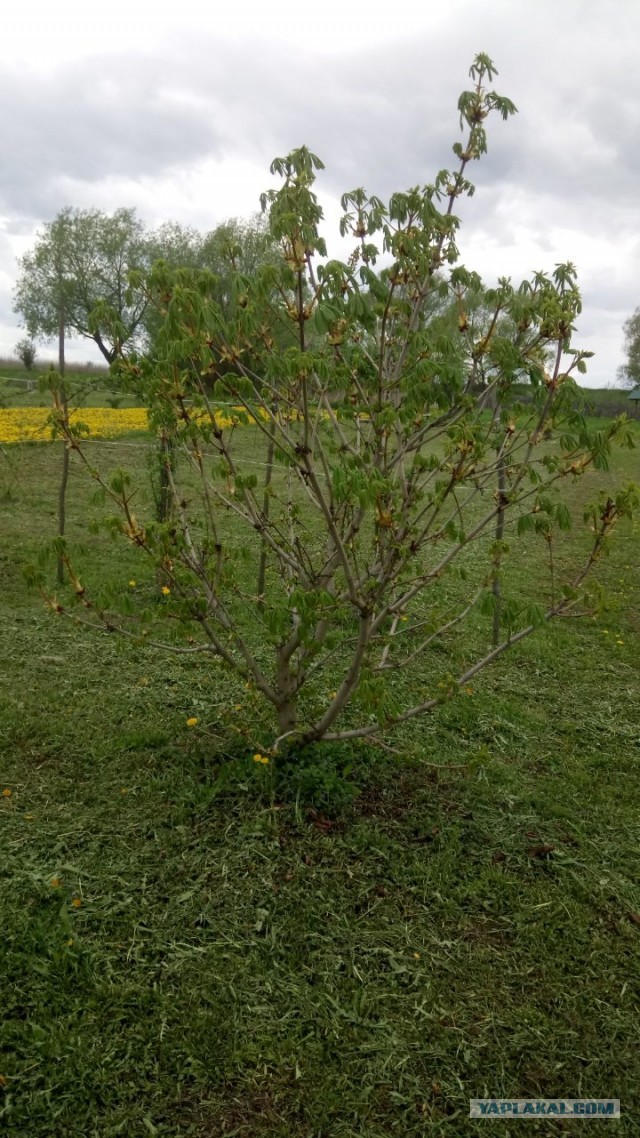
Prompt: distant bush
<box><xmin>583</xmin><ymin>389</ymin><xmax>637</xmax><ymax>418</ymax></box>
<box><xmin>513</xmin><ymin>383</ymin><xmax>635</xmax><ymax>419</ymax></box>
<box><xmin>15</xmin><ymin>338</ymin><xmax>37</xmax><ymax>371</ymax></box>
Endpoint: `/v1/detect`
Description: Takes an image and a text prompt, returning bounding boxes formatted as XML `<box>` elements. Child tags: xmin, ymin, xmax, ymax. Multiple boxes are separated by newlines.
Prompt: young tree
<box><xmin>14</xmin><ymin>207</ymin><xmax>150</xmax><ymax>365</ymax></box>
<box><xmin>46</xmin><ymin>55</ymin><xmax>636</xmax><ymax>752</ymax></box>
<box><xmin>617</xmin><ymin>307</ymin><xmax>640</xmax><ymax>388</ymax></box>
<box><xmin>15</xmin><ymin>337</ymin><xmax>37</xmax><ymax>370</ymax></box>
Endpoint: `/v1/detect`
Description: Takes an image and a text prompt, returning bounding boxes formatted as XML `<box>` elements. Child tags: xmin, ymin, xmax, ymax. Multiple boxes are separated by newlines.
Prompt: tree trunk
<box><xmin>492</xmin><ymin>451</ymin><xmax>506</xmax><ymax>646</ymax></box>
<box><xmin>256</xmin><ymin>421</ymin><xmax>275</xmax><ymax>607</ymax></box>
<box><xmin>275</xmin><ymin>642</ymin><xmax>297</xmax><ymax>741</ymax></box>
<box><xmin>57</xmin><ymin>299</ymin><xmax>68</xmax><ymax>586</ymax></box>
<box><xmin>276</xmin><ymin>698</ymin><xmax>297</xmax><ymax>739</ymax></box>
<box><xmin>157</xmin><ymin>431</ymin><xmax>174</xmax><ymax>523</ymax></box>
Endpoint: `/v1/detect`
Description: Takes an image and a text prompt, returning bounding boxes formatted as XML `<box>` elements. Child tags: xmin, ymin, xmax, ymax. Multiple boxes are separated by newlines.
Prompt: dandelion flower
<box><xmin>129</xmin><ymin>579</ymin><xmax>137</xmax><ymax>588</ymax></box>
<box><xmin>186</xmin><ymin>717</ymin><xmax>198</xmax><ymax>728</ymax></box>
<box><xmin>71</xmin><ymin>897</ymin><xmax>82</xmax><ymax>909</ymax></box>
<box><xmin>161</xmin><ymin>586</ymin><xmax>171</xmax><ymax>596</ymax></box>
<box><xmin>253</xmin><ymin>753</ymin><xmax>270</xmax><ymax>765</ymax></box>
<box><xmin>1</xmin><ymin>788</ymin><xmax>11</xmax><ymax>798</ymax></box>
<box><xmin>50</xmin><ymin>877</ymin><xmax>61</xmax><ymax>888</ymax></box>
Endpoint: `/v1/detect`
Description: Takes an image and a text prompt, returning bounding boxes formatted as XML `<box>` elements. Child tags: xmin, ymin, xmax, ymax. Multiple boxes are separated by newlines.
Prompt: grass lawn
<box><xmin>0</xmin><ymin>361</ymin><xmax>138</xmax><ymax>409</ymax></box>
<box><xmin>1</xmin><ymin>427</ymin><xmax>639</xmax><ymax>1136</ymax></box>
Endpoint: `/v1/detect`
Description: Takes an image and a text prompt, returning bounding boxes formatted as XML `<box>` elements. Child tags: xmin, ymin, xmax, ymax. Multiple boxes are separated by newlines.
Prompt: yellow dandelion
<box><xmin>186</xmin><ymin>717</ymin><xmax>198</xmax><ymax>728</ymax></box>
<box><xmin>71</xmin><ymin>897</ymin><xmax>82</xmax><ymax>908</ymax></box>
<box><xmin>129</xmin><ymin>579</ymin><xmax>137</xmax><ymax>588</ymax></box>
<box><xmin>50</xmin><ymin>877</ymin><xmax>62</xmax><ymax>888</ymax></box>
<box><xmin>120</xmin><ymin>787</ymin><xmax>129</xmax><ymax>795</ymax></box>
<box><xmin>234</xmin><ymin>704</ymin><xmax>243</xmax><ymax>711</ymax></box>
<box><xmin>329</xmin><ymin>691</ymin><xmax>338</xmax><ymax>700</ymax></box>
<box><xmin>1</xmin><ymin>788</ymin><xmax>11</xmax><ymax>798</ymax></box>
<box><xmin>24</xmin><ymin>813</ymin><xmax>34</xmax><ymax>821</ymax></box>
<box><xmin>253</xmin><ymin>753</ymin><xmax>270</xmax><ymax>765</ymax></box>
<box><xmin>161</xmin><ymin>585</ymin><xmax>171</xmax><ymax>596</ymax></box>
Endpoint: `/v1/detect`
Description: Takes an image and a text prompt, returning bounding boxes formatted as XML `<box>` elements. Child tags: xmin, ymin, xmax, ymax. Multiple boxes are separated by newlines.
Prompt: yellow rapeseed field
<box><xmin>0</xmin><ymin>407</ymin><xmax>149</xmax><ymax>444</ymax></box>
<box><xmin>0</xmin><ymin>406</ymin><xmax>256</xmax><ymax>444</ymax></box>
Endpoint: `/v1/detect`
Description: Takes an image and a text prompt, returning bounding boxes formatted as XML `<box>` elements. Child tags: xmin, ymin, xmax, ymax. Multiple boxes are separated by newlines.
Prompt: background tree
<box><xmin>46</xmin><ymin>55</ymin><xmax>636</xmax><ymax>752</ymax></box>
<box><xmin>14</xmin><ymin>208</ymin><xmax>149</xmax><ymax>583</ymax></box>
<box><xmin>128</xmin><ymin>215</ymin><xmax>286</xmax><ymax>522</ymax></box>
<box><xmin>14</xmin><ymin>207</ymin><xmax>150</xmax><ymax>365</ymax></box>
<box><xmin>146</xmin><ymin>220</ymin><xmax>204</xmax><ymax>271</ymax></box>
<box><xmin>141</xmin><ymin>215</ymin><xmax>281</xmax><ymax>348</ymax></box>
<box><xmin>201</xmin><ymin>215</ymin><xmax>276</xmax><ymax>288</ymax></box>
<box><xmin>15</xmin><ymin>337</ymin><xmax>37</xmax><ymax>370</ymax></box>
<box><xmin>617</xmin><ymin>307</ymin><xmax>640</xmax><ymax>388</ymax></box>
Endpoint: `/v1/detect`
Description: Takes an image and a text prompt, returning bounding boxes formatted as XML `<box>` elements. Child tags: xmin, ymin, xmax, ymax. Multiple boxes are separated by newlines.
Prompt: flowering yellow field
<box><xmin>0</xmin><ymin>407</ymin><xmax>150</xmax><ymax>444</ymax></box>
<box><xmin>0</xmin><ymin>406</ymin><xmax>255</xmax><ymax>444</ymax></box>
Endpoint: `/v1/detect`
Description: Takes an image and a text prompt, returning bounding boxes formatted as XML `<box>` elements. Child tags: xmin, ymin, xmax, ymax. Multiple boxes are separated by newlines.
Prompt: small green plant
<box><xmin>275</xmin><ymin>742</ymin><xmax>361</xmax><ymax>813</ymax></box>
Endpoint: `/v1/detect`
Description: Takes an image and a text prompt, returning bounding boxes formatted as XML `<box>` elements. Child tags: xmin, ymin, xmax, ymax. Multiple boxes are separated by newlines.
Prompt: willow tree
<box><xmin>47</xmin><ymin>55</ymin><xmax>635</xmax><ymax>750</ymax></box>
<box><xmin>14</xmin><ymin>208</ymin><xmax>151</xmax><ymax>578</ymax></box>
<box><xmin>14</xmin><ymin>207</ymin><xmax>150</xmax><ymax>365</ymax></box>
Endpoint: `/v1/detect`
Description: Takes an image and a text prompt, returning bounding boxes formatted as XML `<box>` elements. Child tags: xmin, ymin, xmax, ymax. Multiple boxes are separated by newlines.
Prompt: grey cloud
<box><xmin>2</xmin><ymin>5</ymin><xmax>638</xmax><ymax>224</ymax></box>
<box><xmin>0</xmin><ymin>60</ymin><xmax>226</xmax><ymax>219</ymax></box>
<box><xmin>1</xmin><ymin>0</ymin><xmax>639</xmax><ymax>383</ymax></box>
<box><xmin>0</xmin><ymin>31</ymin><xmax>520</xmax><ymax>224</ymax></box>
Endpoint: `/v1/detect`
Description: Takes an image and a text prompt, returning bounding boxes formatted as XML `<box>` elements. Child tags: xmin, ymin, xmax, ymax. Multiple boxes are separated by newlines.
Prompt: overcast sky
<box><xmin>2</xmin><ymin>0</ymin><xmax>639</xmax><ymax>386</ymax></box>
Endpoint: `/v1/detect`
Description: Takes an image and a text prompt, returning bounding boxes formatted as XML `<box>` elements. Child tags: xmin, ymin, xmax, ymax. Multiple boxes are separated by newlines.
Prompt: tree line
<box><xmin>618</xmin><ymin>308</ymin><xmax>640</xmax><ymax>390</ymax></box>
<box><xmin>13</xmin><ymin>208</ymin><xmax>283</xmax><ymax>368</ymax></box>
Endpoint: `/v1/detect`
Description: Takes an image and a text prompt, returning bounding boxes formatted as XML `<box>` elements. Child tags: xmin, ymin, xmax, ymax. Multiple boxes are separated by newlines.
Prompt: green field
<box><xmin>1</xmin><ymin>425</ymin><xmax>639</xmax><ymax>1136</ymax></box>
<box><xmin>2</xmin><ymin>358</ymin><xmax>638</xmax><ymax>419</ymax></box>
<box><xmin>0</xmin><ymin>359</ymin><xmax>139</xmax><ymax>409</ymax></box>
